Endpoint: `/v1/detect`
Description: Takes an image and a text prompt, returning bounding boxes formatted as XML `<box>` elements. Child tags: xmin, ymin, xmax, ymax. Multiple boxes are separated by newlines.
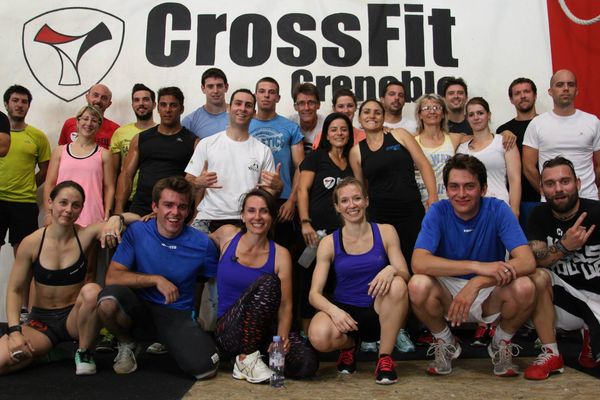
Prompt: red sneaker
<box><xmin>375</xmin><ymin>354</ymin><xmax>397</xmax><ymax>384</ymax></box>
<box><xmin>524</xmin><ymin>346</ymin><xmax>564</xmax><ymax>380</ymax></box>
<box><xmin>337</xmin><ymin>347</ymin><xmax>356</xmax><ymax>374</ymax></box>
<box><xmin>578</xmin><ymin>328</ymin><xmax>600</xmax><ymax>368</ymax></box>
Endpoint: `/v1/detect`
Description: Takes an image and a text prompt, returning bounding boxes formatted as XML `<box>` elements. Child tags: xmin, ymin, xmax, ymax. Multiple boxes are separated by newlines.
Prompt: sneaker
<box><xmin>395</xmin><ymin>329</ymin><xmax>415</xmax><ymax>353</ymax></box>
<box><xmin>232</xmin><ymin>350</ymin><xmax>272</xmax><ymax>383</ymax></box>
<box><xmin>488</xmin><ymin>340</ymin><xmax>521</xmax><ymax>377</ymax></box>
<box><xmin>375</xmin><ymin>354</ymin><xmax>397</xmax><ymax>384</ymax></box>
<box><xmin>578</xmin><ymin>328</ymin><xmax>600</xmax><ymax>368</ymax></box>
<box><xmin>416</xmin><ymin>329</ymin><xmax>434</xmax><ymax>346</ymax></box>
<box><xmin>337</xmin><ymin>347</ymin><xmax>357</xmax><ymax>374</ymax></box>
<box><xmin>471</xmin><ymin>324</ymin><xmax>492</xmax><ymax>347</ymax></box>
<box><xmin>426</xmin><ymin>338</ymin><xmax>461</xmax><ymax>375</ymax></box>
<box><xmin>113</xmin><ymin>342</ymin><xmax>139</xmax><ymax>374</ymax></box>
<box><xmin>533</xmin><ymin>337</ymin><xmax>543</xmax><ymax>350</ymax></box>
<box><xmin>524</xmin><ymin>346</ymin><xmax>564</xmax><ymax>380</ymax></box>
<box><xmin>146</xmin><ymin>342</ymin><xmax>168</xmax><ymax>355</ymax></box>
<box><xmin>360</xmin><ymin>341</ymin><xmax>378</xmax><ymax>353</ymax></box>
<box><xmin>96</xmin><ymin>331</ymin><xmax>117</xmax><ymax>353</ymax></box>
<box><xmin>75</xmin><ymin>349</ymin><xmax>97</xmax><ymax>375</ymax></box>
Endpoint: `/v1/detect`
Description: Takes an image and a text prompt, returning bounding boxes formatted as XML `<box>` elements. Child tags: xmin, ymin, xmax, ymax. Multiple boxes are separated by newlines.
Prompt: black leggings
<box><xmin>215</xmin><ymin>274</ymin><xmax>319</xmax><ymax>378</ymax></box>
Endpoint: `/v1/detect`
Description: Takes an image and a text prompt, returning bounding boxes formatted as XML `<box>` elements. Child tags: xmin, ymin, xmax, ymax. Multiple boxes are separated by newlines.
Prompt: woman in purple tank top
<box><xmin>308</xmin><ymin>177</ymin><xmax>410</xmax><ymax>385</ymax></box>
<box><xmin>210</xmin><ymin>189</ymin><xmax>318</xmax><ymax>383</ymax></box>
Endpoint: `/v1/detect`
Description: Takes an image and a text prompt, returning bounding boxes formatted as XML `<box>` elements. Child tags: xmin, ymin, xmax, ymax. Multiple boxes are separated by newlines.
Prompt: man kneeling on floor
<box><xmin>97</xmin><ymin>176</ymin><xmax>220</xmax><ymax>378</ymax></box>
<box><xmin>409</xmin><ymin>154</ymin><xmax>536</xmax><ymax>377</ymax></box>
<box><xmin>526</xmin><ymin>156</ymin><xmax>600</xmax><ymax>380</ymax></box>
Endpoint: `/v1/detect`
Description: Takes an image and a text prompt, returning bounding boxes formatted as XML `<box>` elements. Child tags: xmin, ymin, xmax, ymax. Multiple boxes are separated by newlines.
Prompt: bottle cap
<box><xmin>273</xmin><ymin>335</ymin><xmax>281</xmax><ymax>342</ymax></box>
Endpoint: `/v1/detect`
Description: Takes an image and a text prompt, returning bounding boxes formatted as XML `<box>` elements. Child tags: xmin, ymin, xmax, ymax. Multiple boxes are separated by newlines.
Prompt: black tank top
<box><xmin>359</xmin><ymin>132</ymin><xmax>421</xmax><ymax>205</ymax></box>
<box><xmin>32</xmin><ymin>227</ymin><xmax>87</xmax><ymax>286</ymax></box>
<box><xmin>131</xmin><ymin>126</ymin><xmax>196</xmax><ymax>215</ymax></box>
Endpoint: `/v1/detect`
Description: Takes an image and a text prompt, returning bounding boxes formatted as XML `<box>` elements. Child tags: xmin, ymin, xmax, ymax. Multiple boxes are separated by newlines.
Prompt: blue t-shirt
<box><xmin>112</xmin><ymin>220</ymin><xmax>219</xmax><ymax>310</ymax></box>
<box><xmin>249</xmin><ymin>115</ymin><xmax>304</xmax><ymax>199</ymax></box>
<box><xmin>414</xmin><ymin>197</ymin><xmax>526</xmax><ymax>279</ymax></box>
<box><xmin>182</xmin><ymin>106</ymin><xmax>228</xmax><ymax>139</ymax></box>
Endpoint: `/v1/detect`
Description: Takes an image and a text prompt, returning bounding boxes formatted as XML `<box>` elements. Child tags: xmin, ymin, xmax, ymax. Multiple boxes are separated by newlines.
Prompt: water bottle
<box><xmin>269</xmin><ymin>336</ymin><xmax>285</xmax><ymax>388</ymax></box>
<box><xmin>298</xmin><ymin>230</ymin><xmax>327</xmax><ymax>268</ymax></box>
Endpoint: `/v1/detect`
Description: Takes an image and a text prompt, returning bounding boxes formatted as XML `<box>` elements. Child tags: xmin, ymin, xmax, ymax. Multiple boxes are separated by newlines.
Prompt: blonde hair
<box><xmin>75</xmin><ymin>104</ymin><xmax>103</xmax><ymax>125</ymax></box>
<box><xmin>414</xmin><ymin>93</ymin><xmax>448</xmax><ymax>133</ymax></box>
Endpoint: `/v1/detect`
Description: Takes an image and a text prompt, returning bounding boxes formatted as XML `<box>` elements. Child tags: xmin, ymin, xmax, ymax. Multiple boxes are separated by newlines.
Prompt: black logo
<box><xmin>22</xmin><ymin>7</ymin><xmax>124</xmax><ymax>102</ymax></box>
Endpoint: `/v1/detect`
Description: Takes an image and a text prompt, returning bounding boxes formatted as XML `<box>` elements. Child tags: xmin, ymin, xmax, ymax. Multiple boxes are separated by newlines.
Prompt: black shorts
<box><xmin>27</xmin><ymin>305</ymin><xmax>74</xmax><ymax>346</ymax></box>
<box><xmin>333</xmin><ymin>301</ymin><xmax>380</xmax><ymax>343</ymax></box>
<box><xmin>0</xmin><ymin>200</ymin><xmax>39</xmax><ymax>246</ymax></box>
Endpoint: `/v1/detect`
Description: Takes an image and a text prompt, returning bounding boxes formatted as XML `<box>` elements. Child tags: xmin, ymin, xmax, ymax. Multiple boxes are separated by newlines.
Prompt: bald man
<box><xmin>58</xmin><ymin>84</ymin><xmax>120</xmax><ymax>149</ymax></box>
<box><xmin>523</xmin><ymin>69</ymin><xmax>600</xmax><ymax>201</ymax></box>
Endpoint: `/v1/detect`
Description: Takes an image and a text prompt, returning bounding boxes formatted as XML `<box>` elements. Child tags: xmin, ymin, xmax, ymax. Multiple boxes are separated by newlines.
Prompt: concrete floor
<box><xmin>184</xmin><ymin>358</ymin><xmax>598</xmax><ymax>400</ymax></box>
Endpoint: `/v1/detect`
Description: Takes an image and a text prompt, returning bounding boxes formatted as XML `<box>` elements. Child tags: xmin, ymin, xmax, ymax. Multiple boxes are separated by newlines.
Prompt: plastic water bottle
<box><xmin>298</xmin><ymin>230</ymin><xmax>327</xmax><ymax>268</ymax></box>
<box><xmin>269</xmin><ymin>336</ymin><xmax>285</xmax><ymax>388</ymax></box>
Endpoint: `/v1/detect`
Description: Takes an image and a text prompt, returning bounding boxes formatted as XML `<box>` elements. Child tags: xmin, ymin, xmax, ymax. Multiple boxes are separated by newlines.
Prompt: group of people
<box><xmin>0</xmin><ymin>67</ymin><xmax>599</xmax><ymax>386</ymax></box>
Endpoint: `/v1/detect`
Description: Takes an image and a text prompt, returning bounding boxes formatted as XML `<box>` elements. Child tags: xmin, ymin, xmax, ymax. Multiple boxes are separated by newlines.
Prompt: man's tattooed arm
<box><xmin>528</xmin><ymin>240</ymin><xmax>568</xmax><ymax>267</ymax></box>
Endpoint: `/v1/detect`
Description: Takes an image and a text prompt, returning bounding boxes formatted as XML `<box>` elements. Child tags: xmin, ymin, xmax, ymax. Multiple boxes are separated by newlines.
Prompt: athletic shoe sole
<box><xmin>232</xmin><ymin>369</ymin><xmax>270</xmax><ymax>383</ymax></box>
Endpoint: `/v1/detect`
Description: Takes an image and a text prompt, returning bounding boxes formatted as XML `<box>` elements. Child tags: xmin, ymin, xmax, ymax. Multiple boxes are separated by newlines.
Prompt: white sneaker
<box><xmin>232</xmin><ymin>350</ymin><xmax>273</xmax><ymax>383</ymax></box>
<box><xmin>146</xmin><ymin>342</ymin><xmax>168</xmax><ymax>355</ymax></box>
<box><xmin>113</xmin><ymin>342</ymin><xmax>139</xmax><ymax>374</ymax></box>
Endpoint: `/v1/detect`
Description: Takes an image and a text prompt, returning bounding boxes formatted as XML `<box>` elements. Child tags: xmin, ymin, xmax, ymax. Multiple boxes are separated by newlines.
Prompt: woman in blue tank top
<box><xmin>1</xmin><ymin>180</ymin><xmax>137</xmax><ymax>376</ymax></box>
<box><xmin>211</xmin><ymin>188</ymin><xmax>318</xmax><ymax>384</ymax></box>
<box><xmin>308</xmin><ymin>177</ymin><xmax>410</xmax><ymax>385</ymax></box>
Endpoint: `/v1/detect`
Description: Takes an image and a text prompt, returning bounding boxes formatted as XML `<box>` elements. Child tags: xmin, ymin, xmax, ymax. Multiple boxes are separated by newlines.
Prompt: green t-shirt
<box><xmin>110</xmin><ymin>123</ymin><xmax>147</xmax><ymax>201</ymax></box>
<box><xmin>0</xmin><ymin>125</ymin><xmax>51</xmax><ymax>202</ymax></box>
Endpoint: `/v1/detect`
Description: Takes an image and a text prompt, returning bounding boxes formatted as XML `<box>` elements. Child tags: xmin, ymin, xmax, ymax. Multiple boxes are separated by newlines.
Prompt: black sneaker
<box><xmin>337</xmin><ymin>347</ymin><xmax>356</xmax><ymax>374</ymax></box>
<box><xmin>375</xmin><ymin>354</ymin><xmax>397</xmax><ymax>384</ymax></box>
<box><xmin>96</xmin><ymin>331</ymin><xmax>117</xmax><ymax>353</ymax></box>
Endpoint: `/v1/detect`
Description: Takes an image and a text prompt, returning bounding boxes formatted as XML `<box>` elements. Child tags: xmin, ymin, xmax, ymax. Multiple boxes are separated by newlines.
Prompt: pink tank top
<box><xmin>57</xmin><ymin>144</ymin><xmax>105</xmax><ymax>226</ymax></box>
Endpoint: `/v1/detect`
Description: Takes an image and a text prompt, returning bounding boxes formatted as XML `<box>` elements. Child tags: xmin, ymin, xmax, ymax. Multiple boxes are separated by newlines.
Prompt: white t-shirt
<box><xmin>384</xmin><ymin>118</ymin><xmax>418</xmax><ymax>134</ymax></box>
<box><xmin>458</xmin><ymin>135</ymin><xmax>509</xmax><ymax>204</ymax></box>
<box><xmin>185</xmin><ymin>131</ymin><xmax>275</xmax><ymax>220</ymax></box>
<box><xmin>288</xmin><ymin>113</ymin><xmax>325</xmax><ymax>145</ymax></box>
<box><xmin>523</xmin><ymin>109</ymin><xmax>600</xmax><ymax>200</ymax></box>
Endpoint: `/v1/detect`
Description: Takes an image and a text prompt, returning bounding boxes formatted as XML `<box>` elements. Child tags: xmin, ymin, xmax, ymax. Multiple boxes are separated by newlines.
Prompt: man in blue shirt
<box><xmin>97</xmin><ymin>176</ymin><xmax>219</xmax><ymax>379</ymax></box>
<box><xmin>410</xmin><ymin>154</ymin><xmax>536</xmax><ymax>377</ymax></box>
<box><xmin>250</xmin><ymin>77</ymin><xmax>305</xmax><ymax>247</ymax></box>
<box><xmin>182</xmin><ymin>68</ymin><xmax>229</xmax><ymax>139</ymax></box>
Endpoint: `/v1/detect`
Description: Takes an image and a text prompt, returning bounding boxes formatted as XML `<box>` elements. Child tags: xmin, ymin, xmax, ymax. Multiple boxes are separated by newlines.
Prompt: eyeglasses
<box><xmin>295</xmin><ymin>100</ymin><xmax>319</xmax><ymax>108</ymax></box>
<box><xmin>420</xmin><ymin>105</ymin><xmax>443</xmax><ymax>112</ymax></box>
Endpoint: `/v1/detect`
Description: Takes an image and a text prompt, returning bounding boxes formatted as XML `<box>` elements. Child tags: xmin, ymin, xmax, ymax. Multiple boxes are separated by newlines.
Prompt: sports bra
<box><xmin>32</xmin><ymin>227</ymin><xmax>88</xmax><ymax>286</ymax></box>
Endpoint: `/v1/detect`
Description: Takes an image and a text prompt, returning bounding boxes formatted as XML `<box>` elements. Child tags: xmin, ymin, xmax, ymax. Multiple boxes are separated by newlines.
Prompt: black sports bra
<box><xmin>32</xmin><ymin>227</ymin><xmax>88</xmax><ymax>286</ymax></box>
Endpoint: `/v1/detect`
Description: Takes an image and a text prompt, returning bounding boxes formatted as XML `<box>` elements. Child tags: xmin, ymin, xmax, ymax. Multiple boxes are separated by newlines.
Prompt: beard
<box><xmin>548</xmin><ymin>192</ymin><xmax>579</xmax><ymax>214</ymax></box>
<box><xmin>516</xmin><ymin>102</ymin><xmax>534</xmax><ymax>114</ymax></box>
<box><xmin>135</xmin><ymin>111</ymin><xmax>153</xmax><ymax>121</ymax></box>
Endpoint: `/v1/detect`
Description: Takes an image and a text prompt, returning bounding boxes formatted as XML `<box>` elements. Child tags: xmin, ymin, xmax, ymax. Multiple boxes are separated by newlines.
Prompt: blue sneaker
<box><xmin>395</xmin><ymin>329</ymin><xmax>415</xmax><ymax>353</ymax></box>
<box><xmin>360</xmin><ymin>341</ymin><xmax>379</xmax><ymax>353</ymax></box>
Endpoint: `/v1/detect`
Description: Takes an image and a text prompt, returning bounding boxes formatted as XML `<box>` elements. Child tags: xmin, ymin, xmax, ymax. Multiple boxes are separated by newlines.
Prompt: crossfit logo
<box><xmin>22</xmin><ymin>8</ymin><xmax>124</xmax><ymax>102</ymax></box>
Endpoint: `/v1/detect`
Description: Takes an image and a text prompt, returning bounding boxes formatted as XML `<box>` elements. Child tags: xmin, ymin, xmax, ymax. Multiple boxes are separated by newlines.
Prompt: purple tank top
<box><xmin>217</xmin><ymin>232</ymin><xmax>276</xmax><ymax>317</ymax></box>
<box><xmin>332</xmin><ymin>223</ymin><xmax>389</xmax><ymax>307</ymax></box>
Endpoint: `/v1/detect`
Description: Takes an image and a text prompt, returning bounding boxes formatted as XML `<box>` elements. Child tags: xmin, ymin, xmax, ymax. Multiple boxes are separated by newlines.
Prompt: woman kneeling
<box><xmin>211</xmin><ymin>188</ymin><xmax>318</xmax><ymax>383</ymax></box>
<box><xmin>308</xmin><ymin>177</ymin><xmax>410</xmax><ymax>384</ymax></box>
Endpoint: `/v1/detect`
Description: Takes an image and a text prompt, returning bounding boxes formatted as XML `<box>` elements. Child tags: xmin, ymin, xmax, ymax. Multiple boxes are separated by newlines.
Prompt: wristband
<box><xmin>555</xmin><ymin>239</ymin><xmax>571</xmax><ymax>255</ymax></box>
<box><xmin>301</xmin><ymin>219</ymin><xmax>312</xmax><ymax>224</ymax></box>
<box><xmin>7</xmin><ymin>325</ymin><xmax>22</xmax><ymax>335</ymax></box>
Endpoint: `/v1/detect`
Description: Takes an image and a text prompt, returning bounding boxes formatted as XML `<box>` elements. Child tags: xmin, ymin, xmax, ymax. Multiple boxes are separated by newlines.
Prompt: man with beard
<box><xmin>0</xmin><ymin>85</ymin><xmax>51</xmax><ymax>257</ymax></box>
<box><xmin>524</xmin><ymin>157</ymin><xmax>600</xmax><ymax>379</ymax></box>
<box><xmin>443</xmin><ymin>77</ymin><xmax>471</xmax><ymax>135</ymax></box>
<box><xmin>381</xmin><ymin>81</ymin><xmax>418</xmax><ymax>134</ymax></box>
<box><xmin>497</xmin><ymin>78</ymin><xmax>540</xmax><ymax>227</ymax></box>
<box><xmin>110</xmin><ymin>84</ymin><xmax>157</xmax><ymax>210</ymax></box>
<box><xmin>115</xmin><ymin>87</ymin><xmax>198</xmax><ymax>217</ymax></box>
<box><xmin>523</xmin><ymin>69</ymin><xmax>600</xmax><ymax>201</ymax></box>
<box><xmin>58</xmin><ymin>83</ymin><xmax>119</xmax><ymax>149</ymax></box>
